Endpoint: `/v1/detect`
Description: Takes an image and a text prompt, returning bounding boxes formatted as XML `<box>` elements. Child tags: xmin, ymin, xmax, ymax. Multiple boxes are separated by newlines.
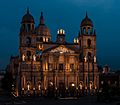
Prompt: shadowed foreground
<box><xmin>0</xmin><ymin>95</ymin><xmax>120</xmax><ymax>105</ymax></box>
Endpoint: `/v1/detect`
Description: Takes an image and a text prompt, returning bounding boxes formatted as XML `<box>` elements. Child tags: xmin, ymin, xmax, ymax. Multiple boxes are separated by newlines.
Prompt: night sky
<box><xmin>0</xmin><ymin>0</ymin><xmax>120</xmax><ymax>70</ymax></box>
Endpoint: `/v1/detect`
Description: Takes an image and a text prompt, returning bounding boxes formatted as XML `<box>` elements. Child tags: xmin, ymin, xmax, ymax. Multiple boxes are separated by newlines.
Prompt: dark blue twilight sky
<box><xmin>0</xmin><ymin>0</ymin><xmax>120</xmax><ymax>70</ymax></box>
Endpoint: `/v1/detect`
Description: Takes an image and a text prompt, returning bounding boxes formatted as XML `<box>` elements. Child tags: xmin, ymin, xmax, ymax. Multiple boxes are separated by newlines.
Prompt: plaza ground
<box><xmin>0</xmin><ymin>95</ymin><xmax>120</xmax><ymax>105</ymax></box>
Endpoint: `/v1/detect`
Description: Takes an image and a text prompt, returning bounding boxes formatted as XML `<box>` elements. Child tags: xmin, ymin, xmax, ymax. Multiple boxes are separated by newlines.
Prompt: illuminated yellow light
<box><xmin>90</xmin><ymin>83</ymin><xmax>92</xmax><ymax>90</ymax></box>
<box><xmin>60</xmin><ymin>29</ymin><xmax>63</xmax><ymax>34</ymax></box>
<box><xmin>38</xmin><ymin>85</ymin><xmax>41</xmax><ymax>90</ymax></box>
<box><xmin>84</xmin><ymin>56</ymin><xmax>87</xmax><ymax>62</ymax></box>
<box><xmin>46</xmin><ymin>38</ymin><xmax>48</xmax><ymax>42</ymax></box>
<box><xmin>22</xmin><ymin>88</ymin><xmax>24</xmax><ymax>90</ymax></box>
<box><xmin>74</xmin><ymin>38</ymin><xmax>76</xmax><ymax>43</ymax></box>
<box><xmin>57</xmin><ymin>29</ymin><xmax>65</xmax><ymax>35</ymax></box>
<box><xmin>77</xmin><ymin>38</ymin><xmax>79</xmax><ymax>43</ymax></box>
<box><xmin>95</xmin><ymin>86</ymin><xmax>97</xmax><ymax>89</ymax></box>
<box><xmin>71</xmin><ymin>83</ymin><xmax>75</xmax><ymax>87</ymax></box>
<box><xmin>27</xmin><ymin>84</ymin><xmax>30</xmax><ymax>90</ymax></box>
<box><xmin>33</xmin><ymin>55</ymin><xmax>36</xmax><ymax>61</ymax></box>
<box><xmin>94</xmin><ymin>56</ymin><xmax>96</xmax><ymax>63</ymax></box>
<box><xmin>60</xmin><ymin>51</ymin><xmax>63</xmax><ymax>54</ymax></box>
<box><xmin>79</xmin><ymin>83</ymin><xmax>82</xmax><ymax>90</ymax></box>
<box><xmin>50</xmin><ymin>82</ymin><xmax>53</xmax><ymax>86</ymax></box>
<box><xmin>57</xmin><ymin>30</ymin><xmax>59</xmax><ymax>34</ymax></box>
<box><xmin>43</xmin><ymin>37</ymin><xmax>45</xmax><ymax>42</ymax></box>
<box><xmin>22</xmin><ymin>54</ymin><xmax>25</xmax><ymax>61</ymax></box>
<box><xmin>33</xmin><ymin>87</ymin><xmax>35</xmax><ymax>90</ymax></box>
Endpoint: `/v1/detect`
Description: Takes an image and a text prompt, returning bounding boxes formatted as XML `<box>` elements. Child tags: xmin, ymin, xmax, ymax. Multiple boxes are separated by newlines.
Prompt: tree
<box><xmin>1</xmin><ymin>71</ymin><xmax>13</xmax><ymax>94</ymax></box>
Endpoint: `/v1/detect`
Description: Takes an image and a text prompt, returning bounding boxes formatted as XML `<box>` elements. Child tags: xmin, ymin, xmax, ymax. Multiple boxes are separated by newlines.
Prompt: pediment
<box><xmin>50</xmin><ymin>45</ymin><xmax>75</xmax><ymax>53</ymax></box>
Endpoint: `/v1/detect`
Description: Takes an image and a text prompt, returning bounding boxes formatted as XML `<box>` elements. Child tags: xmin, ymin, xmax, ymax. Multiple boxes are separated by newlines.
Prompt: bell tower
<box><xmin>19</xmin><ymin>8</ymin><xmax>36</xmax><ymax>95</ymax></box>
<box><xmin>19</xmin><ymin>8</ymin><xmax>36</xmax><ymax>62</ymax></box>
<box><xmin>79</xmin><ymin>13</ymin><xmax>99</xmax><ymax>93</ymax></box>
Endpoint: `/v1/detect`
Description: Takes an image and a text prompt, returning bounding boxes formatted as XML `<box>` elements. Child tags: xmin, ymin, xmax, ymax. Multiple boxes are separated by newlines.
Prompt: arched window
<box><xmin>88</xmin><ymin>52</ymin><xmax>91</xmax><ymax>57</ymax></box>
<box><xmin>88</xmin><ymin>27</ymin><xmax>91</xmax><ymax>35</ymax></box>
<box><xmin>88</xmin><ymin>52</ymin><xmax>92</xmax><ymax>62</ymax></box>
<box><xmin>26</xmin><ymin>37</ymin><xmax>31</xmax><ymax>47</ymax></box>
<box><xmin>26</xmin><ymin>24</ymin><xmax>31</xmax><ymax>32</ymax></box>
<box><xmin>87</xmin><ymin>39</ymin><xmax>91</xmax><ymax>47</ymax></box>
<box><xmin>83</xmin><ymin>27</ymin><xmax>86</xmax><ymax>34</ymax></box>
<box><xmin>40</xmin><ymin>37</ymin><xmax>43</xmax><ymax>42</ymax></box>
<box><xmin>27</xmin><ymin>51</ymin><xmax>31</xmax><ymax>61</ymax></box>
<box><xmin>48</xmin><ymin>38</ymin><xmax>50</xmax><ymax>42</ymax></box>
<box><xmin>32</xmin><ymin>24</ymin><xmax>34</xmax><ymax>30</ymax></box>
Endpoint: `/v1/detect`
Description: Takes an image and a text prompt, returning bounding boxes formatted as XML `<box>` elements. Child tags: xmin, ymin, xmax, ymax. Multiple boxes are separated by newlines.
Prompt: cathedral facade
<box><xmin>15</xmin><ymin>9</ymin><xmax>99</xmax><ymax>96</ymax></box>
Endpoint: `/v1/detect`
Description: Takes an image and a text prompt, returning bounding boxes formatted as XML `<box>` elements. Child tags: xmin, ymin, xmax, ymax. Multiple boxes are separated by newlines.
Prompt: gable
<box><xmin>50</xmin><ymin>45</ymin><xmax>75</xmax><ymax>53</ymax></box>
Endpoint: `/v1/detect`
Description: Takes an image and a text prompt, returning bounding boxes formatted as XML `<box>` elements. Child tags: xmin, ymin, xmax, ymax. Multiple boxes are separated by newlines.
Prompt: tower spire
<box><xmin>40</xmin><ymin>12</ymin><xmax>44</xmax><ymax>25</ymax></box>
<box><xmin>27</xmin><ymin>7</ymin><xmax>29</xmax><ymax>14</ymax></box>
<box><xmin>86</xmin><ymin>11</ymin><xmax>88</xmax><ymax>18</ymax></box>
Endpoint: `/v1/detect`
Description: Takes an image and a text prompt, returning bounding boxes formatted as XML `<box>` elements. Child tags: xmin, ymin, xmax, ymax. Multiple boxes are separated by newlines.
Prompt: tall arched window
<box><xmin>26</xmin><ymin>24</ymin><xmax>31</xmax><ymax>32</ymax></box>
<box><xmin>88</xmin><ymin>52</ymin><xmax>92</xmax><ymax>62</ymax></box>
<box><xmin>88</xmin><ymin>52</ymin><xmax>91</xmax><ymax>57</ymax></box>
<box><xmin>40</xmin><ymin>37</ymin><xmax>43</xmax><ymax>42</ymax></box>
<box><xmin>27</xmin><ymin>51</ymin><xmax>31</xmax><ymax>61</ymax></box>
<box><xmin>26</xmin><ymin>37</ymin><xmax>31</xmax><ymax>47</ymax></box>
<box><xmin>83</xmin><ymin>27</ymin><xmax>86</xmax><ymax>34</ymax></box>
<box><xmin>88</xmin><ymin>27</ymin><xmax>91</xmax><ymax>35</ymax></box>
<box><xmin>87</xmin><ymin>39</ymin><xmax>91</xmax><ymax>47</ymax></box>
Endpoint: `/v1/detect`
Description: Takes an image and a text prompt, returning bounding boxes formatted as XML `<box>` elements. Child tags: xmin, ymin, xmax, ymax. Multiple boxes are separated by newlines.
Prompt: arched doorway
<box><xmin>26</xmin><ymin>81</ymin><xmax>31</xmax><ymax>96</ymax></box>
<box><xmin>59</xmin><ymin>82</ymin><xmax>65</xmax><ymax>97</ymax></box>
<box><xmin>79</xmin><ymin>82</ymin><xmax>84</xmax><ymax>95</ymax></box>
<box><xmin>69</xmin><ymin>82</ymin><xmax>76</xmax><ymax>97</ymax></box>
<box><xmin>47</xmin><ymin>81</ymin><xmax>54</xmax><ymax>97</ymax></box>
<box><xmin>89</xmin><ymin>81</ymin><xmax>93</xmax><ymax>95</ymax></box>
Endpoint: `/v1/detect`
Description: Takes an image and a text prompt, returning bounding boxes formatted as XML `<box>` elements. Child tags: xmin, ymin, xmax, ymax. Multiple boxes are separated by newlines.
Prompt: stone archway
<box><xmin>58</xmin><ymin>82</ymin><xmax>65</xmax><ymax>97</ymax></box>
<box><xmin>47</xmin><ymin>81</ymin><xmax>54</xmax><ymax>97</ymax></box>
<box><xmin>69</xmin><ymin>82</ymin><xmax>76</xmax><ymax>97</ymax></box>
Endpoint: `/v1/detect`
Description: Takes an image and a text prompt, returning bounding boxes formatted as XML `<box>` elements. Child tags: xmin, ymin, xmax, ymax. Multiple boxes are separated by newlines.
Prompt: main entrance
<box><xmin>58</xmin><ymin>82</ymin><xmax>65</xmax><ymax>97</ymax></box>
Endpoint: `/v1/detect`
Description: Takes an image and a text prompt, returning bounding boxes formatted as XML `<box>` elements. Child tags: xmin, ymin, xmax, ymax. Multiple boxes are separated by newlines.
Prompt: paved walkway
<box><xmin>0</xmin><ymin>95</ymin><xmax>120</xmax><ymax>105</ymax></box>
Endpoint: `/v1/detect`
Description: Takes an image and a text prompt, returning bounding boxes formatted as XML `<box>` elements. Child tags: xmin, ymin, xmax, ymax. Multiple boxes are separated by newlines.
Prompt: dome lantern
<box><xmin>81</xmin><ymin>12</ymin><xmax>93</xmax><ymax>27</ymax></box>
<box><xmin>80</xmin><ymin>12</ymin><xmax>93</xmax><ymax>35</ymax></box>
<box><xmin>21</xmin><ymin>8</ymin><xmax>34</xmax><ymax>24</ymax></box>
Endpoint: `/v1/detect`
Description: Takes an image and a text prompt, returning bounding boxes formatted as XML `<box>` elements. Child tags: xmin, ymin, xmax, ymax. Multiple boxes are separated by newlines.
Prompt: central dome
<box><xmin>35</xmin><ymin>12</ymin><xmax>51</xmax><ymax>36</ymax></box>
<box><xmin>35</xmin><ymin>25</ymin><xmax>50</xmax><ymax>36</ymax></box>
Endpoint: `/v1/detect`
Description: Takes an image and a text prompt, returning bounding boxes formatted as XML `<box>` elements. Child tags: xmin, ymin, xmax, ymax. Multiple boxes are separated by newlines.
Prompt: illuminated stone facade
<box><xmin>16</xmin><ymin>9</ymin><xmax>99</xmax><ymax>96</ymax></box>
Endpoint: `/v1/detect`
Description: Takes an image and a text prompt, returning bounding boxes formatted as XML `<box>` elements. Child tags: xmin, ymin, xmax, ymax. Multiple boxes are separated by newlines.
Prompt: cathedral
<box><xmin>11</xmin><ymin>9</ymin><xmax>99</xmax><ymax>96</ymax></box>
